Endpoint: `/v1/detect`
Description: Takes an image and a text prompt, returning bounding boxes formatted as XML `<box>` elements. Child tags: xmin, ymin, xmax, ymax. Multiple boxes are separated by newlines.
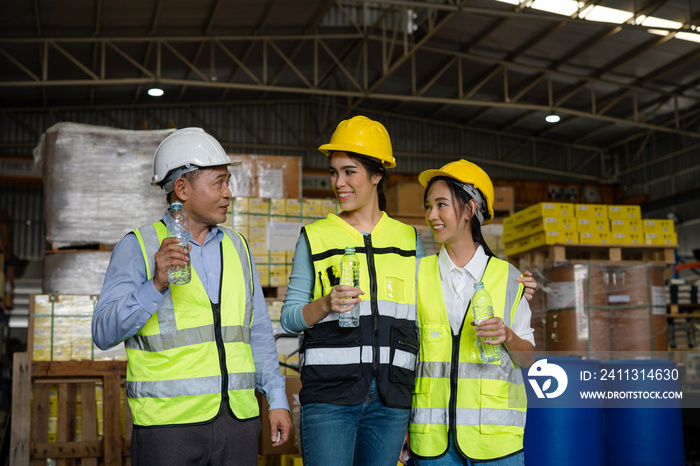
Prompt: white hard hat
<box><xmin>151</xmin><ymin>127</ymin><xmax>240</xmax><ymax>188</ymax></box>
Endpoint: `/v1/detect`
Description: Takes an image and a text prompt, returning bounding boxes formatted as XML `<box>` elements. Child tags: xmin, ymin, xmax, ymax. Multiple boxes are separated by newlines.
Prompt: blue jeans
<box><xmin>413</xmin><ymin>434</ymin><xmax>524</xmax><ymax>466</ymax></box>
<box><xmin>301</xmin><ymin>378</ymin><xmax>410</xmax><ymax>466</ymax></box>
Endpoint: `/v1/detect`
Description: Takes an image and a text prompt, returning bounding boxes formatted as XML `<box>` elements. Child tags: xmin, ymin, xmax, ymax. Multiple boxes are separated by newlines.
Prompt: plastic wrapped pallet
<box><xmin>30</xmin><ymin>294</ymin><xmax>126</xmax><ymax>361</ymax></box>
<box><xmin>43</xmin><ymin>251</ymin><xmax>112</xmax><ymax>295</ymax></box>
<box><xmin>539</xmin><ymin>261</ymin><xmax>667</xmax><ymax>352</ymax></box>
<box><xmin>34</xmin><ymin>122</ymin><xmax>172</xmax><ymax>248</ymax></box>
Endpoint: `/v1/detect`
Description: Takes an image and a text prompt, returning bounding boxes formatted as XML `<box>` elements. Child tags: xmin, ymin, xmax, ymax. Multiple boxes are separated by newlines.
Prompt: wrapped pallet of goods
<box><xmin>35</xmin><ymin>123</ymin><xmax>172</xmax><ymax>248</ymax></box>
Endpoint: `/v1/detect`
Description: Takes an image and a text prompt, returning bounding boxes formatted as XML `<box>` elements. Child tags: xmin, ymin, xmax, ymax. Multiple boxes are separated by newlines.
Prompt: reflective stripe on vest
<box><xmin>127</xmin><ymin>222</ymin><xmax>259</xmax><ymax>426</ymax></box>
<box><xmin>411</xmin><ymin>254</ymin><xmax>526</xmax><ymax>461</ymax></box>
<box><xmin>301</xmin><ymin>344</ymin><xmax>416</xmax><ymax>370</ymax></box>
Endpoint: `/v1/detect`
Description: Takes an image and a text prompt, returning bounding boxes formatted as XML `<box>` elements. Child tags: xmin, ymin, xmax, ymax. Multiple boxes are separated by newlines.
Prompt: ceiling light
<box><xmin>545</xmin><ymin>113</ymin><xmax>561</xmax><ymax>123</ymax></box>
<box><xmin>148</xmin><ymin>87</ymin><xmax>164</xmax><ymax>97</ymax></box>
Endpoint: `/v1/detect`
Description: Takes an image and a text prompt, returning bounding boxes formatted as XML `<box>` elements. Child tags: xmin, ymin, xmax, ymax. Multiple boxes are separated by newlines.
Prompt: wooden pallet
<box><xmin>10</xmin><ymin>354</ymin><xmax>131</xmax><ymax>466</ymax></box>
<box><xmin>46</xmin><ymin>244</ymin><xmax>116</xmax><ymax>253</ymax></box>
<box><xmin>509</xmin><ymin>243</ymin><xmax>676</xmax><ymax>268</ymax></box>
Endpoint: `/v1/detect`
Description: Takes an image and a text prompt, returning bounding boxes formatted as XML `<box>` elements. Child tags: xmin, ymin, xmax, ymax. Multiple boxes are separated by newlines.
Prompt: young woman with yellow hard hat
<box><xmin>405</xmin><ymin>159</ymin><xmax>535</xmax><ymax>466</ymax></box>
<box><xmin>281</xmin><ymin>118</ymin><xmax>536</xmax><ymax>465</ymax></box>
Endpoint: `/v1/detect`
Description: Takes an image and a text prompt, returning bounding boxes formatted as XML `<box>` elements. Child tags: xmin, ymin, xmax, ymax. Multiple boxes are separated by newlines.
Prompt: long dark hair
<box><xmin>334</xmin><ymin>151</ymin><xmax>388</xmax><ymax>212</ymax></box>
<box><xmin>424</xmin><ymin>176</ymin><xmax>494</xmax><ymax>257</ymax></box>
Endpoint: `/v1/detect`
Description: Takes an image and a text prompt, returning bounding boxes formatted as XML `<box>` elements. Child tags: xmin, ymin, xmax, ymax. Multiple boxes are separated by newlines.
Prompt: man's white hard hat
<box><xmin>151</xmin><ymin>127</ymin><xmax>240</xmax><ymax>190</ymax></box>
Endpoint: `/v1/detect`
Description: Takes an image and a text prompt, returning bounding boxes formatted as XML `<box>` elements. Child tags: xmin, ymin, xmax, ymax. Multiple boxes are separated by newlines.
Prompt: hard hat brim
<box><xmin>418</xmin><ymin>168</ymin><xmax>453</xmax><ymax>188</ymax></box>
<box><xmin>150</xmin><ymin>159</ymin><xmax>242</xmax><ymax>185</ymax></box>
<box><xmin>318</xmin><ymin>143</ymin><xmax>396</xmax><ymax>168</ymax></box>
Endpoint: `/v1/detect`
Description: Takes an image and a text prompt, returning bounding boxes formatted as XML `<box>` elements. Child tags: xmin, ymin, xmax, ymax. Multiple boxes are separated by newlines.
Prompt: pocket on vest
<box><xmin>301</xmin><ymin>337</ymin><xmax>362</xmax><ymax>384</ymax></box>
<box><xmin>389</xmin><ymin>328</ymin><xmax>418</xmax><ymax>386</ymax></box>
<box><xmin>478</xmin><ymin>378</ymin><xmax>525</xmax><ymax>436</ymax></box>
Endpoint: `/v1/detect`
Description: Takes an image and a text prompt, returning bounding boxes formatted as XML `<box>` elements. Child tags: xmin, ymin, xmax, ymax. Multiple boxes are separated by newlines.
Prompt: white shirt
<box><xmin>438</xmin><ymin>244</ymin><xmax>536</xmax><ymax>346</ymax></box>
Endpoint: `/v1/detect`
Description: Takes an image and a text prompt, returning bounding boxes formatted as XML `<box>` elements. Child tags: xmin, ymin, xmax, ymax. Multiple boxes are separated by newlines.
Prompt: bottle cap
<box><xmin>345</xmin><ymin>246</ymin><xmax>355</xmax><ymax>254</ymax></box>
<box><xmin>474</xmin><ymin>281</ymin><xmax>484</xmax><ymax>290</ymax></box>
<box><xmin>171</xmin><ymin>201</ymin><xmax>183</xmax><ymax>210</ymax></box>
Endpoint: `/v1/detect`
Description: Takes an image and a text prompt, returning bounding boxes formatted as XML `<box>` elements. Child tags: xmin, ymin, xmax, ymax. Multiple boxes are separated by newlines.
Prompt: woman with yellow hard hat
<box><xmin>281</xmin><ymin>117</ymin><xmax>536</xmax><ymax>465</ymax></box>
<box><xmin>405</xmin><ymin>159</ymin><xmax>535</xmax><ymax>466</ymax></box>
<box><xmin>281</xmin><ymin>115</ymin><xmax>423</xmax><ymax>466</ymax></box>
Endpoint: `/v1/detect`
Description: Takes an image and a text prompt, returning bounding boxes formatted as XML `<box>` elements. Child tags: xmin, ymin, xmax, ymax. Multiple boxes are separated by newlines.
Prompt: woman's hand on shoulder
<box><xmin>517</xmin><ymin>271</ymin><xmax>537</xmax><ymax>302</ymax></box>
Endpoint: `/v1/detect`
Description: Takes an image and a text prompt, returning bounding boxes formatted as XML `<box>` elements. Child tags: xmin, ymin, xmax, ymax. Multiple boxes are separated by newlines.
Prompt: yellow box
<box><xmin>645</xmin><ymin>232</ymin><xmax>677</xmax><ymax>245</ymax></box>
<box><xmin>286</xmin><ymin>198</ymin><xmax>301</xmax><ymax>216</ymax></box>
<box><xmin>575</xmin><ymin>204</ymin><xmax>608</xmax><ymax>219</ymax></box>
<box><xmin>610</xmin><ymin>219</ymin><xmax>642</xmax><ymax>233</ymax></box>
<box><xmin>249</xmin><ymin>215</ymin><xmax>267</xmax><ymax>229</ymax></box>
<box><xmin>257</xmin><ymin>265</ymin><xmax>270</xmax><ymax>287</ymax></box>
<box><xmin>269</xmin><ymin>250</ymin><xmax>287</xmax><ymax>264</ymax></box>
<box><xmin>504</xmin><ymin>236</ymin><xmax>531</xmax><ymax>257</ymax></box>
<box><xmin>642</xmin><ymin>219</ymin><xmax>674</xmax><ymax>234</ymax></box>
<box><xmin>249</xmin><ymin>197</ymin><xmax>270</xmax><ymax>214</ymax></box>
<box><xmin>519</xmin><ymin>202</ymin><xmax>575</xmax><ymax>224</ymax></box>
<box><xmin>611</xmin><ymin>232</ymin><xmax>643</xmax><ymax>245</ymax></box>
<box><xmin>526</xmin><ymin>217</ymin><xmax>575</xmax><ymax>235</ymax></box>
<box><xmin>270</xmin><ymin>264</ymin><xmax>288</xmax><ymax>287</ymax></box>
<box><xmin>579</xmin><ymin>231</ymin><xmax>611</xmax><ymax>244</ymax></box>
<box><xmin>270</xmin><ymin>198</ymin><xmax>287</xmax><ymax>216</ymax></box>
<box><xmin>502</xmin><ymin>224</ymin><xmax>530</xmax><ymax>244</ymax></box>
<box><xmin>303</xmin><ymin>198</ymin><xmax>324</xmax><ymax>218</ymax></box>
<box><xmin>503</xmin><ymin>209</ymin><xmax>529</xmax><ymax>229</ymax></box>
<box><xmin>576</xmin><ymin>218</ymin><xmax>608</xmax><ymax>233</ymax></box>
<box><xmin>608</xmin><ymin>205</ymin><xmax>641</xmax><ymax>220</ymax></box>
<box><xmin>233</xmin><ymin>197</ymin><xmax>249</xmax><ymax>213</ymax></box>
<box><xmin>267</xmin><ymin>299</ymin><xmax>283</xmax><ymax>321</ymax></box>
<box><xmin>529</xmin><ymin>230</ymin><xmax>578</xmax><ymax>249</ymax></box>
<box><xmin>286</xmin><ymin>250</ymin><xmax>295</xmax><ymax>263</ymax></box>
<box><xmin>322</xmin><ymin>199</ymin><xmax>338</xmax><ymax>215</ymax></box>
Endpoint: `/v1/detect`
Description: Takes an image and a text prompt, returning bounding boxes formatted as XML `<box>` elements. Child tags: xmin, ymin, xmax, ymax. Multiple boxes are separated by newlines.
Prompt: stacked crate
<box><xmin>503</xmin><ymin>202</ymin><xmax>577</xmax><ymax>256</ymax></box>
<box><xmin>504</xmin><ymin>202</ymin><xmax>678</xmax><ymax>256</ymax></box>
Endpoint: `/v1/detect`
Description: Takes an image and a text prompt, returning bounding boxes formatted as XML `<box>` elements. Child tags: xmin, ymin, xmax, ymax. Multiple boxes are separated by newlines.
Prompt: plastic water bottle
<box><xmin>167</xmin><ymin>201</ymin><xmax>191</xmax><ymax>285</ymax></box>
<box><xmin>473</xmin><ymin>281</ymin><xmax>500</xmax><ymax>363</ymax></box>
<box><xmin>339</xmin><ymin>246</ymin><xmax>360</xmax><ymax>327</ymax></box>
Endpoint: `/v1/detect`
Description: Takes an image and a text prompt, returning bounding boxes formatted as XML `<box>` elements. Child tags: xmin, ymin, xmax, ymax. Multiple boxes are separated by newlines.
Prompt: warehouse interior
<box><xmin>1</xmin><ymin>0</ymin><xmax>700</xmax><ymax>464</ymax></box>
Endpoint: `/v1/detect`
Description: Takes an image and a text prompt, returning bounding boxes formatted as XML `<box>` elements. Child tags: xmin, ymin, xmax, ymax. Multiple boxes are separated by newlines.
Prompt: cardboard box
<box><xmin>493</xmin><ymin>186</ymin><xmax>514</xmax><ymax>212</ymax></box>
<box><xmin>576</xmin><ymin>218</ymin><xmax>608</xmax><ymax>233</ymax></box>
<box><xmin>229</xmin><ymin>154</ymin><xmax>302</xmax><ymax>199</ymax></box>
<box><xmin>385</xmin><ymin>182</ymin><xmax>425</xmax><ymax>216</ymax></box>
<box><xmin>610</xmin><ymin>219</ymin><xmax>642</xmax><ymax>233</ymax></box>
<box><xmin>612</xmin><ymin>232</ymin><xmax>643</xmax><ymax>245</ymax></box>
<box><xmin>302</xmin><ymin>199</ymin><xmax>324</xmax><ymax>218</ymax></box>
<box><xmin>579</xmin><ymin>231</ymin><xmax>611</xmax><ymax>244</ymax></box>
<box><xmin>575</xmin><ymin>204</ymin><xmax>608</xmax><ymax>219</ymax></box>
<box><xmin>286</xmin><ymin>199</ymin><xmax>301</xmax><ymax>216</ymax></box>
<box><xmin>519</xmin><ymin>202</ymin><xmax>575</xmax><ymax>224</ymax></box>
<box><xmin>529</xmin><ymin>230</ymin><xmax>577</xmax><ymax>249</ymax></box>
<box><xmin>322</xmin><ymin>199</ymin><xmax>338</xmax><ymax>216</ymax></box>
<box><xmin>270</xmin><ymin>198</ymin><xmax>287</xmax><ymax>216</ymax></box>
<box><xmin>642</xmin><ymin>219</ymin><xmax>674</xmax><ymax>234</ymax></box>
<box><xmin>233</xmin><ymin>197</ymin><xmax>249</xmax><ymax>213</ymax></box>
<box><xmin>249</xmin><ymin>198</ymin><xmax>271</xmax><ymax>215</ymax></box>
<box><xmin>645</xmin><ymin>232</ymin><xmax>678</xmax><ymax>245</ymax></box>
<box><xmin>258</xmin><ymin>375</ymin><xmax>302</xmax><ymax>456</ymax></box>
<box><xmin>503</xmin><ymin>211</ymin><xmax>524</xmax><ymax>229</ymax></box>
<box><xmin>502</xmin><ymin>224</ymin><xmax>530</xmax><ymax>244</ymax></box>
<box><xmin>608</xmin><ymin>205</ymin><xmax>641</xmax><ymax>220</ymax></box>
<box><xmin>504</xmin><ymin>236</ymin><xmax>531</xmax><ymax>257</ymax></box>
<box><xmin>526</xmin><ymin>217</ymin><xmax>575</xmax><ymax>235</ymax></box>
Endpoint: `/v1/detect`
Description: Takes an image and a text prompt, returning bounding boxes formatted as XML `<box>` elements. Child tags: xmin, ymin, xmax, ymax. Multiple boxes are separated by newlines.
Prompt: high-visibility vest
<box><xmin>300</xmin><ymin>213</ymin><xmax>418</xmax><ymax>408</ymax></box>
<box><xmin>126</xmin><ymin>221</ymin><xmax>259</xmax><ymax>426</ymax></box>
<box><xmin>410</xmin><ymin>254</ymin><xmax>527</xmax><ymax>461</ymax></box>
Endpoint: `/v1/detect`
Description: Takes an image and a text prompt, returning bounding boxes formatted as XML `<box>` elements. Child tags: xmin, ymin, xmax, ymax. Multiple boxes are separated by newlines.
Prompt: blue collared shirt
<box><xmin>92</xmin><ymin>213</ymin><xmax>289</xmax><ymax>412</ymax></box>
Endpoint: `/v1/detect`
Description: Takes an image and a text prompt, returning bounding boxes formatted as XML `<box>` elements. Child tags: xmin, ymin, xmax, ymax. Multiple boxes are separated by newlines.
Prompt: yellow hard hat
<box><xmin>418</xmin><ymin>159</ymin><xmax>495</xmax><ymax>225</ymax></box>
<box><xmin>318</xmin><ymin>116</ymin><xmax>396</xmax><ymax>168</ymax></box>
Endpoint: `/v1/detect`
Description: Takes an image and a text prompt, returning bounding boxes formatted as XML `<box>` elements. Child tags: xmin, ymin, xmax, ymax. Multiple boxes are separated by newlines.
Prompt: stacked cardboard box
<box><xmin>225</xmin><ymin>197</ymin><xmax>339</xmax><ymax>287</ymax></box>
<box><xmin>503</xmin><ymin>202</ymin><xmax>577</xmax><ymax>256</ymax></box>
<box><xmin>504</xmin><ymin>202</ymin><xmax>678</xmax><ymax>255</ymax></box>
<box><xmin>30</xmin><ymin>294</ymin><xmax>126</xmax><ymax>361</ymax></box>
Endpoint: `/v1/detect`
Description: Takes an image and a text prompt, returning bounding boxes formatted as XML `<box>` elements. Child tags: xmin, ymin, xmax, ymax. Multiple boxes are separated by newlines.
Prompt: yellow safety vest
<box><xmin>126</xmin><ymin>221</ymin><xmax>259</xmax><ymax>426</ymax></box>
<box><xmin>410</xmin><ymin>254</ymin><xmax>527</xmax><ymax>461</ymax></box>
<box><xmin>301</xmin><ymin>212</ymin><xmax>418</xmax><ymax>408</ymax></box>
